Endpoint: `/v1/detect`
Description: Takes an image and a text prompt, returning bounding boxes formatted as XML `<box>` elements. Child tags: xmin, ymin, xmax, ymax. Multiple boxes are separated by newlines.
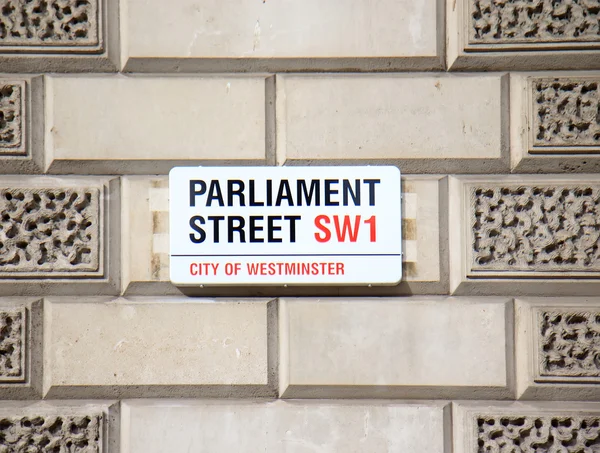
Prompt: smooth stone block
<box><xmin>276</xmin><ymin>74</ymin><xmax>508</xmax><ymax>173</ymax></box>
<box><xmin>45</xmin><ymin>75</ymin><xmax>267</xmax><ymax>174</ymax></box>
<box><xmin>122</xmin><ymin>400</ymin><xmax>447</xmax><ymax>453</ymax></box>
<box><xmin>43</xmin><ymin>298</ymin><xmax>275</xmax><ymax>398</ymax></box>
<box><xmin>279</xmin><ymin>297</ymin><xmax>513</xmax><ymax>398</ymax></box>
<box><xmin>121</xmin><ymin>0</ymin><xmax>442</xmax><ymax>72</ymax></box>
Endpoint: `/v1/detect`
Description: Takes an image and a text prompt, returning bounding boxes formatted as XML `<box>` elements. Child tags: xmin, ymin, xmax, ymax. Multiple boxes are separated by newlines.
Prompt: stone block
<box><xmin>0</xmin><ymin>400</ymin><xmax>119</xmax><ymax>452</ymax></box>
<box><xmin>276</xmin><ymin>74</ymin><xmax>508</xmax><ymax>173</ymax></box>
<box><xmin>120</xmin><ymin>0</ymin><xmax>442</xmax><ymax>72</ymax></box>
<box><xmin>0</xmin><ymin>298</ymin><xmax>42</xmax><ymax>399</ymax></box>
<box><xmin>43</xmin><ymin>297</ymin><xmax>275</xmax><ymax>398</ymax></box>
<box><xmin>0</xmin><ymin>0</ymin><xmax>119</xmax><ymax>72</ymax></box>
<box><xmin>449</xmin><ymin>175</ymin><xmax>600</xmax><ymax>296</ymax></box>
<box><xmin>454</xmin><ymin>401</ymin><xmax>600</xmax><ymax>453</ymax></box>
<box><xmin>0</xmin><ymin>176</ymin><xmax>120</xmax><ymax>296</ymax></box>
<box><xmin>122</xmin><ymin>175</ymin><xmax>446</xmax><ymax>296</ymax></box>
<box><xmin>516</xmin><ymin>298</ymin><xmax>600</xmax><ymax>400</ymax></box>
<box><xmin>511</xmin><ymin>72</ymin><xmax>600</xmax><ymax>172</ymax></box>
<box><xmin>447</xmin><ymin>0</ymin><xmax>600</xmax><ymax>70</ymax></box>
<box><xmin>45</xmin><ymin>75</ymin><xmax>267</xmax><ymax>174</ymax></box>
<box><xmin>0</xmin><ymin>77</ymin><xmax>44</xmax><ymax>173</ymax></box>
<box><xmin>279</xmin><ymin>297</ymin><xmax>513</xmax><ymax>398</ymax></box>
<box><xmin>121</xmin><ymin>400</ymin><xmax>447</xmax><ymax>453</ymax></box>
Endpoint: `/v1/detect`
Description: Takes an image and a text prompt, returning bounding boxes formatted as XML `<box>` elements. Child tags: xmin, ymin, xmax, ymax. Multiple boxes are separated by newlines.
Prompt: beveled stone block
<box><xmin>0</xmin><ymin>0</ymin><xmax>119</xmax><ymax>72</ymax></box>
<box><xmin>122</xmin><ymin>400</ymin><xmax>447</xmax><ymax>453</ymax></box>
<box><xmin>121</xmin><ymin>0</ymin><xmax>442</xmax><ymax>72</ymax></box>
<box><xmin>511</xmin><ymin>72</ymin><xmax>600</xmax><ymax>172</ymax></box>
<box><xmin>43</xmin><ymin>297</ymin><xmax>275</xmax><ymax>398</ymax></box>
<box><xmin>45</xmin><ymin>75</ymin><xmax>267</xmax><ymax>174</ymax></box>
<box><xmin>450</xmin><ymin>175</ymin><xmax>600</xmax><ymax>296</ymax></box>
<box><xmin>516</xmin><ymin>298</ymin><xmax>600</xmax><ymax>400</ymax></box>
<box><xmin>447</xmin><ymin>0</ymin><xmax>600</xmax><ymax>70</ymax></box>
<box><xmin>276</xmin><ymin>74</ymin><xmax>508</xmax><ymax>174</ymax></box>
<box><xmin>454</xmin><ymin>402</ymin><xmax>600</xmax><ymax>453</ymax></box>
<box><xmin>279</xmin><ymin>297</ymin><xmax>513</xmax><ymax>398</ymax></box>
<box><xmin>0</xmin><ymin>176</ymin><xmax>120</xmax><ymax>296</ymax></box>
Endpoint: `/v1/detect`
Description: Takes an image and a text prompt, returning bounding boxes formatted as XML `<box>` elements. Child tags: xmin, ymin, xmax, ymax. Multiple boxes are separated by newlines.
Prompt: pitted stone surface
<box><xmin>477</xmin><ymin>414</ymin><xmax>600</xmax><ymax>452</ymax></box>
<box><xmin>0</xmin><ymin>188</ymin><xmax>100</xmax><ymax>275</ymax></box>
<box><xmin>470</xmin><ymin>0</ymin><xmax>600</xmax><ymax>45</ymax></box>
<box><xmin>534</xmin><ymin>78</ymin><xmax>600</xmax><ymax>147</ymax></box>
<box><xmin>471</xmin><ymin>185</ymin><xmax>600</xmax><ymax>272</ymax></box>
<box><xmin>0</xmin><ymin>414</ymin><xmax>102</xmax><ymax>452</ymax></box>
<box><xmin>539</xmin><ymin>310</ymin><xmax>600</xmax><ymax>378</ymax></box>
<box><xmin>0</xmin><ymin>309</ymin><xmax>23</xmax><ymax>379</ymax></box>
<box><xmin>0</xmin><ymin>83</ymin><xmax>23</xmax><ymax>155</ymax></box>
<box><xmin>0</xmin><ymin>0</ymin><xmax>99</xmax><ymax>47</ymax></box>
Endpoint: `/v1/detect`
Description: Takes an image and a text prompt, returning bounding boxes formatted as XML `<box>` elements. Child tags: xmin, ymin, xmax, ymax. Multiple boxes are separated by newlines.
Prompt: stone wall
<box><xmin>1</xmin><ymin>0</ymin><xmax>600</xmax><ymax>451</ymax></box>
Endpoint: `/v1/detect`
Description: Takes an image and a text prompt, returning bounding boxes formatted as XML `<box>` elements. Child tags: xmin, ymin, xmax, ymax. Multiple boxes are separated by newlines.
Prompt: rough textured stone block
<box><xmin>0</xmin><ymin>176</ymin><xmax>120</xmax><ymax>296</ymax></box>
<box><xmin>448</xmin><ymin>0</ymin><xmax>600</xmax><ymax>70</ymax></box>
<box><xmin>0</xmin><ymin>0</ymin><xmax>118</xmax><ymax>72</ymax></box>
<box><xmin>121</xmin><ymin>0</ymin><xmax>442</xmax><ymax>72</ymax></box>
<box><xmin>0</xmin><ymin>298</ymin><xmax>42</xmax><ymax>399</ymax></box>
<box><xmin>454</xmin><ymin>402</ymin><xmax>600</xmax><ymax>453</ymax></box>
<box><xmin>0</xmin><ymin>77</ymin><xmax>44</xmax><ymax>173</ymax></box>
<box><xmin>122</xmin><ymin>400</ymin><xmax>447</xmax><ymax>453</ymax></box>
<box><xmin>511</xmin><ymin>73</ymin><xmax>600</xmax><ymax>172</ymax></box>
<box><xmin>122</xmin><ymin>175</ymin><xmax>445</xmax><ymax>296</ymax></box>
<box><xmin>45</xmin><ymin>76</ymin><xmax>267</xmax><ymax>174</ymax></box>
<box><xmin>450</xmin><ymin>176</ymin><xmax>600</xmax><ymax>296</ymax></box>
<box><xmin>276</xmin><ymin>75</ymin><xmax>508</xmax><ymax>173</ymax></box>
<box><xmin>279</xmin><ymin>297</ymin><xmax>513</xmax><ymax>398</ymax></box>
<box><xmin>516</xmin><ymin>298</ymin><xmax>600</xmax><ymax>400</ymax></box>
<box><xmin>0</xmin><ymin>401</ymin><xmax>119</xmax><ymax>452</ymax></box>
<box><xmin>43</xmin><ymin>297</ymin><xmax>275</xmax><ymax>398</ymax></box>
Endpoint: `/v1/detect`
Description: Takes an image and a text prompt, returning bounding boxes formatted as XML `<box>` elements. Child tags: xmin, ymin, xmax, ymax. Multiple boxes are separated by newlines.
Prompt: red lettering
<box><xmin>190</xmin><ymin>263</ymin><xmax>198</xmax><ymax>275</ymax></box>
<box><xmin>334</xmin><ymin>215</ymin><xmax>361</xmax><ymax>242</ymax></box>
<box><xmin>364</xmin><ymin>216</ymin><xmax>376</xmax><ymax>242</ymax></box>
<box><xmin>314</xmin><ymin>215</ymin><xmax>331</xmax><ymax>242</ymax></box>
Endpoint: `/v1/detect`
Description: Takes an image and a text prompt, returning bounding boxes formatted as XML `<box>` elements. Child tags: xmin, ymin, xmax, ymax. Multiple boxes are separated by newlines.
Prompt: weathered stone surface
<box><xmin>44</xmin><ymin>298</ymin><xmax>274</xmax><ymax>398</ymax></box>
<box><xmin>0</xmin><ymin>0</ymin><xmax>100</xmax><ymax>48</ymax></box>
<box><xmin>533</xmin><ymin>78</ymin><xmax>600</xmax><ymax>147</ymax></box>
<box><xmin>0</xmin><ymin>309</ymin><xmax>24</xmax><ymax>380</ymax></box>
<box><xmin>0</xmin><ymin>413</ymin><xmax>102</xmax><ymax>451</ymax></box>
<box><xmin>0</xmin><ymin>82</ymin><xmax>24</xmax><ymax>155</ymax></box>
<box><xmin>454</xmin><ymin>402</ymin><xmax>600</xmax><ymax>453</ymax></box>
<box><xmin>279</xmin><ymin>298</ymin><xmax>512</xmax><ymax>398</ymax></box>
<box><xmin>122</xmin><ymin>400</ymin><xmax>446</xmax><ymax>453</ymax></box>
<box><xmin>470</xmin><ymin>185</ymin><xmax>600</xmax><ymax>273</ymax></box>
<box><xmin>539</xmin><ymin>310</ymin><xmax>600</xmax><ymax>378</ymax></box>
<box><xmin>121</xmin><ymin>0</ymin><xmax>442</xmax><ymax>72</ymax></box>
<box><xmin>450</xmin><ymin>176</ymin><xmax>600</xmax><ymax>295</ymax></box>
<box><xmin>470</xmin><ymin>0</ymin><xmax>600</xmax><ymax>45</ymax></box>
<box><xmin>45</xmin><ymin>76</ymin><xmax>267</xmax><ymax>173</ymax></box>
<box><xmin>0</xmin><ymin>187</ymin><xmax>100</xmax><ymax>275</ymax></box>
<box><xmin>276</xmin><ymin>75</ymin><xmax>507</xmax><ymax>173</ymax></box>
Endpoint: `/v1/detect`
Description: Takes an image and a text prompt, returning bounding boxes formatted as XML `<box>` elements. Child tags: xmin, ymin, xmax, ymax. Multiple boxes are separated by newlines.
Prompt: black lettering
<box><xmin>364</xmin><ymin>179</ymin><xmax>380</xmax><ymax>206</ymax></box>
<box><xmin>268</xmin><ymin>216</ymin><xmax>282</xmax><ymax>243</ymax></box>
<box><xmin>249</xmin><ymin>180</ymin><xmax>264</xmax><ymax>206</ymax></box>
<box><xmin>207</xmin><ymin>216</ymin><xmax>224</xmax><ymax>243</ymax></box>
<box><xmin>266</xmin><ymin>180</ymin><xmax>273</xmax><ymax>206</ymax></box>
<box><xmin>189</xmin><ymin>180</ymin><xmax>206</xmax><ymax>207</ymax></box>
<box><xmin>207</xmin><ymin>181</ymin><xmax>224</xmax><ymax>207</ymax></box>
<box><xmin>189</xmin><ymin>216</ymin><xmax>206</xmax><ymax>243</ymax></box>
<box><xmin>297</xmin><ymin>180</ymin><xmax>320</xmax><ymax>206</ymax></box>
<box><xmin>284</xmin><ymin>215</ymin><xmax>301</xmax><ymax>242</ymax></box>
<box><xmin>228</xmin><ymin>216</ymin><xmax>246</xmax><ymax>243</ymax></box>
<box><xmin>276</xmin><ymin>179</ymin><xmax>294</xmax><ymax>206</ymax></box>
<box><xmin>342</xmin><ymin>179</ymin><xmax>360</xmax><ymax>206</ymax></box>
<box><xmin>324</xmin><ymin>179</ymin><xmax>339</xmax><ymax>206</ymax></box>
<box><xmin>227</xmin><ymin>180</ymin><xmax>246</xmax><ymax>207</ymax></box>
<box><xmin>249</xmin><ymin>216</ymin><xmax>264</xmax><ymax>243</ymax></box>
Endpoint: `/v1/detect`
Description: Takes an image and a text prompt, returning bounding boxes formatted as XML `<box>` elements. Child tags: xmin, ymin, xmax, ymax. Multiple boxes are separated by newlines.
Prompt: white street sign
<box><xmin>169</xmin><ymin>166</ymin><xmax>402</xmax><ymax>286</ymax></box>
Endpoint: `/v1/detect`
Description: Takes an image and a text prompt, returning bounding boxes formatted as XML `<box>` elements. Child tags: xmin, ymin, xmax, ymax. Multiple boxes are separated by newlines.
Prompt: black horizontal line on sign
<box><xmin>171</xmin><ymin>254</ymin><xmax>402</xmax><ymax>257</ymax></box>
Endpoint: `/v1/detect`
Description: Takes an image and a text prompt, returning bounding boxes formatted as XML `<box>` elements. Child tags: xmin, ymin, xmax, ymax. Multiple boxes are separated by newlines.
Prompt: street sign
<box><xmin>169</xmin><ymin>166</ymin><xmax>402</xmax><ymax>286</ymax></box>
